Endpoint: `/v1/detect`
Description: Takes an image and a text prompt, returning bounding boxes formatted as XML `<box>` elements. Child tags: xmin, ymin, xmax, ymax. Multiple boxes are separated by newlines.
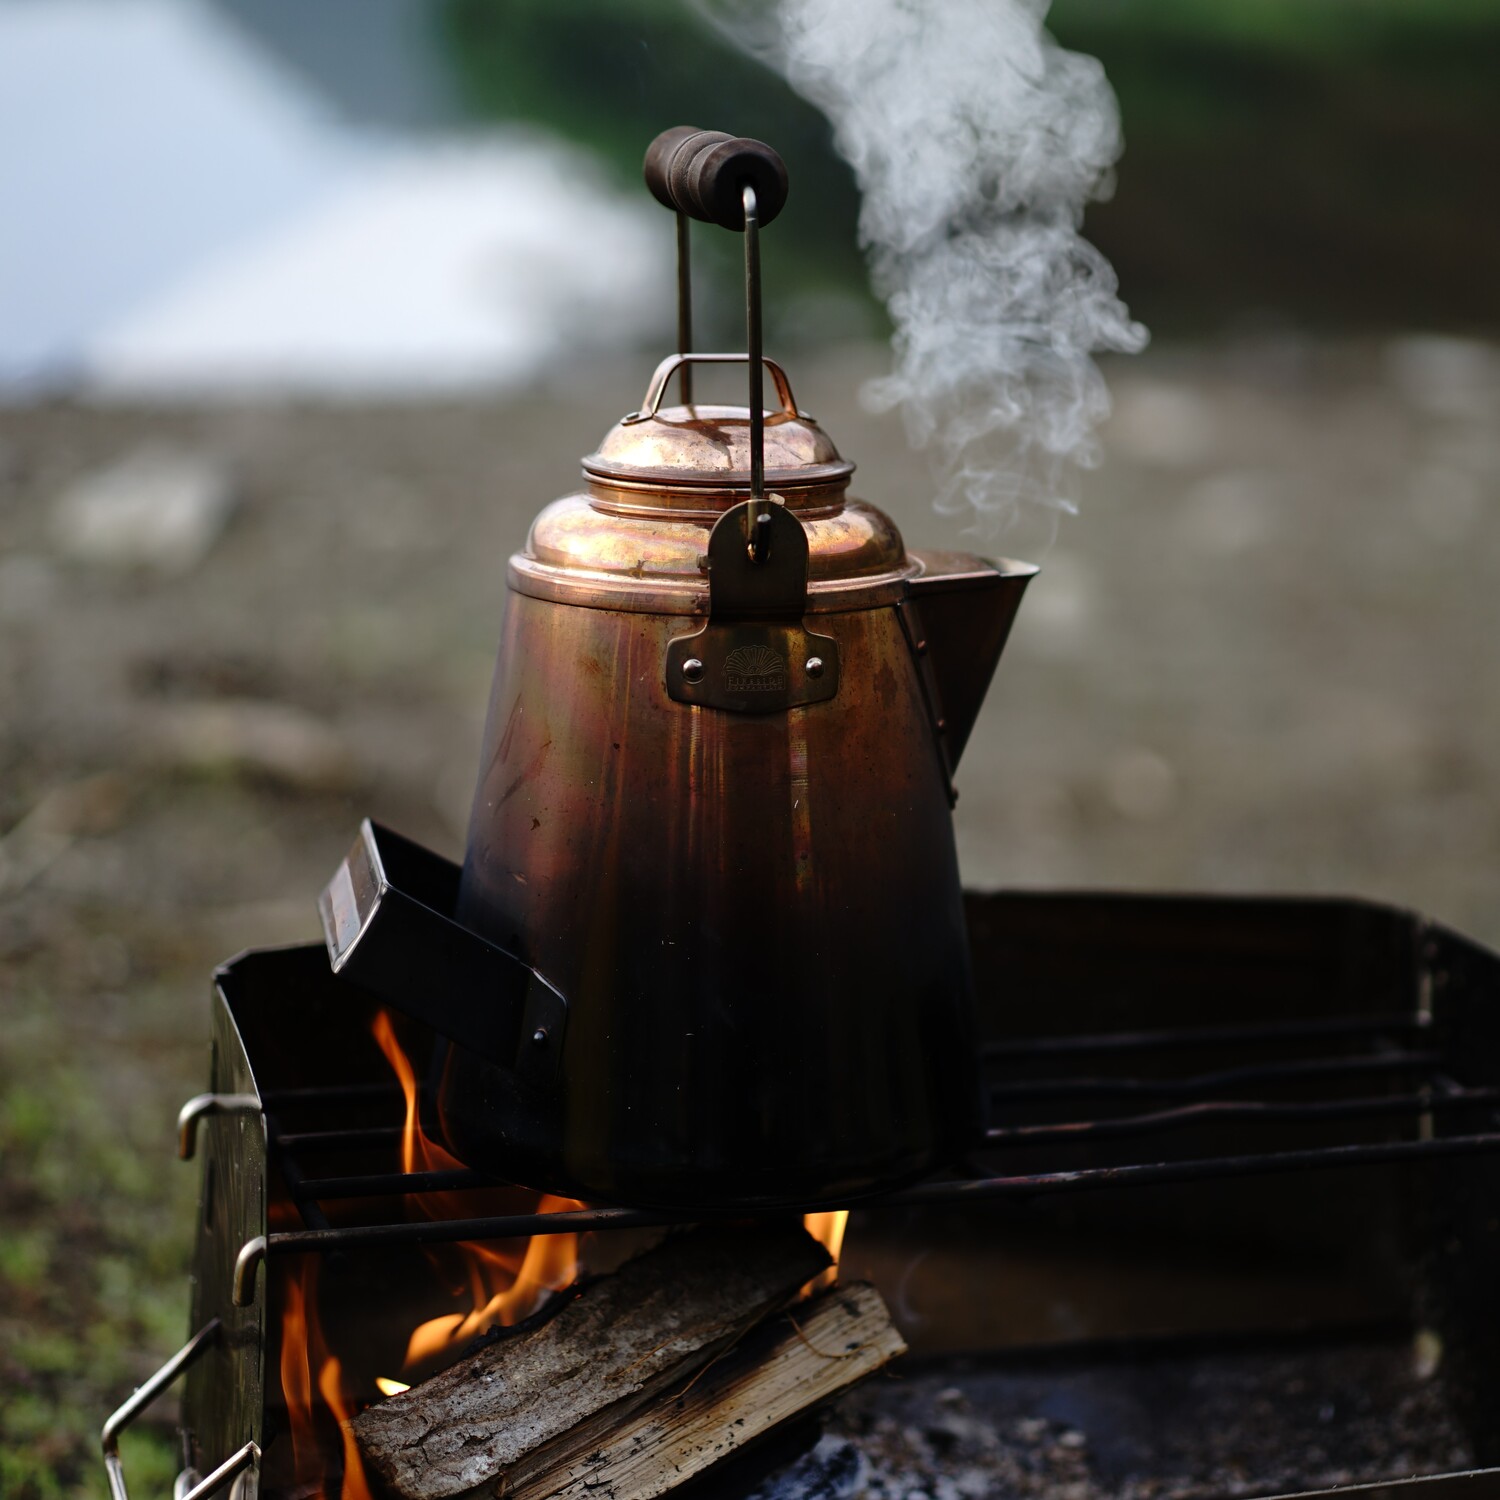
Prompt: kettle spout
<box><xmin>904</xmin><ymin>553</ymin><xmax>1039</xmax><ymax>771</ymax></box>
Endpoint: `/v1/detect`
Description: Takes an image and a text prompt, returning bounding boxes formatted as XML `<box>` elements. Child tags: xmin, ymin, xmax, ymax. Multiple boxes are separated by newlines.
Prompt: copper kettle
<box><xmin>321</xmin><ymin>130</ymin><xmax>1036</xmax><ymax>1209</ymax></box>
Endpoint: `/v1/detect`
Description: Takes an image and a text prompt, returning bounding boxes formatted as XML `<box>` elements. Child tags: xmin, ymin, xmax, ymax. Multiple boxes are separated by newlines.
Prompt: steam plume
<box><xmin>706</xmin><ymin>0</ymin><xmax>1148</xmax><ymax>533</ymax></box>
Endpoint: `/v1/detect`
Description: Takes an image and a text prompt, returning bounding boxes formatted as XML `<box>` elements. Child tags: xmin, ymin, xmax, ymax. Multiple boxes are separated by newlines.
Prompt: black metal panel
<box><xmin>317</xmin><ymin>820</ymin><xmax>567</xmax><ymax>1075</ymax></box>
<box><xmin>1422</xmin><ymin>921</ymin><xmax>1500</xmax><ymax>1467</ymax></box>
<box><xmin>960</xmin><ymin>890</ymin><xmax>1441</xmax><ymax>1291</ymax></box>
<box><xmin>963</xmin><ymin>889</ymin><xmax>1425</xmax><ymax>1039</ymax></box>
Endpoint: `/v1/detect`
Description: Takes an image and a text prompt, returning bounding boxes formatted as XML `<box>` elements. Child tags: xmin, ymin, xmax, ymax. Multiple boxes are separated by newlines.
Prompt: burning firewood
<box><xmin>509</xmin><ymin>1280</ymin><xmax>905</xmax><ymax>1500</ymax></box>
<box><xmin>352</xmin><ymin>1224</ymin><xmax>859</xmax><ymax>1500</ymax></box>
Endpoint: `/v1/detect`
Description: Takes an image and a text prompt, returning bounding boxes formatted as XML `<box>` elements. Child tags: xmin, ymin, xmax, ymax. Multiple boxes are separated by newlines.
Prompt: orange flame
<box><xmin>370</xmin><ymin>1011</ymin><xmax>583</xmax><ymax>1370</ymax></box>
<box><xmin>400</xmin><ymin>1194</ymin><xmax>581</xmax><ymax>1365</ymax></box>
<box><xmin>318</xmin><ymin>1356</ymin><xmax>372</xmax><ymax>1500</ymax></box>
<box><xmin>371</xmin><ymin>1009</ymin><xmax>466</xmax><ymax>1176</ymax></box>
<box><xmin>803</xmin><ymin>1209</ymin><xmax>849</xmax><ymax>1291</ymax></box>
<box><xmin>279</xmin><ymin>1270</ymin><xmax>317</xmax><ymax>1479</ymax></box>
<box><xmin>274</xmin><ymin>1013</ymin><xmax>588</xmax><ymax>1497</ymax></box>
<box><xmin>278</xmin><ymin>1259</ymin><xmax>373</xmax><ymax>1499</ymax></box>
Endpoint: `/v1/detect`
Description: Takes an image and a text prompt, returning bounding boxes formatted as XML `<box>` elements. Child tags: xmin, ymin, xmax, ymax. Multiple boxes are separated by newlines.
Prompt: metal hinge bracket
<box><xmin>667</xmin><ymin>499</ymin><xmax>840</xmax><ymax>713</ymax></box>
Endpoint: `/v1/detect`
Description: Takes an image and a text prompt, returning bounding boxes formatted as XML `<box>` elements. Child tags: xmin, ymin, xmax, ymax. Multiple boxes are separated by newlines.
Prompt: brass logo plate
<box><xmin>666</xmin><ymin>622</ymin><xmax>838</xmax><ymax>713</ymax></box>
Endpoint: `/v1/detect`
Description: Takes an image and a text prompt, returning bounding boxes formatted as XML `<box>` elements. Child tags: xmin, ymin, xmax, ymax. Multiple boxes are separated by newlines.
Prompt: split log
<box><xmin>353</xmin><ymin>1224</ymin><xmax>831</xmax><ymax>1500</ymax></box>
<box><xmin>510</xmin><ymin>1280</ymin><xmax>906</xmax><ymax>1500</ymax></box>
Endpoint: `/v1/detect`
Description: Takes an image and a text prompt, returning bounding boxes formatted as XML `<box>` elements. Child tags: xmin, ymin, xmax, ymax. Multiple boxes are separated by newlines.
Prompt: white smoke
<box><xmin>705</xmin><ymin>0</ymin><xmax>1148</xmax><ymax>534</ymax></box>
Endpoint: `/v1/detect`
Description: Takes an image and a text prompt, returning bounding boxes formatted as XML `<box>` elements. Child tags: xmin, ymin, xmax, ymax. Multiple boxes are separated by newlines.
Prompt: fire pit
<box><xmin>103</xmin><ymin>883</ymin><xmax>1500</xmax><ymax>1498</ymax></box>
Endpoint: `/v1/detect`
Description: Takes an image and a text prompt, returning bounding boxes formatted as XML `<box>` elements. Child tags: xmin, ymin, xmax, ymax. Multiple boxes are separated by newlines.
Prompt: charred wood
<box><xmin>509</xmin><ymin>1280</ymin><xmax>905</xmax><ymax>1500</ymax></box>
<box><xmin>352</xmin><ymin>1224</ymin><xmax>831</xmax><ymax>1500</ymax></box>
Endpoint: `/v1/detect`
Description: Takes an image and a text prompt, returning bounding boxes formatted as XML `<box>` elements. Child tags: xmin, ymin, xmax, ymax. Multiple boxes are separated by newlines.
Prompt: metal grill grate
<box><xmin>241</xmin><ymin>1007</ymin><xmax>1500</xmax><ymax>1270</ymax></box>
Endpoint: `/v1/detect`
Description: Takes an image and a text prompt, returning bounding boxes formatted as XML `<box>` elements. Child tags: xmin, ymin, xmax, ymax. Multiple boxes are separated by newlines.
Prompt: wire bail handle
<box><xmin>642</xmin><ymin>128</ymin><xmax>790</xmax><ymax>561</ymax></box>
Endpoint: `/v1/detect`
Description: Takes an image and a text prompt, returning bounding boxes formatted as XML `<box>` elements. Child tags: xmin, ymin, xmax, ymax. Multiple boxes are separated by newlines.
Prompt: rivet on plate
<box><xmin>683</xmin><ymin>658</ymin><xmax>705</xmax><ymax>684</ymax></box>
<box><xmin>531</xmin><ymin>1027</ymin><xmax>550</xmax><ymax>1048</ymax></box>
<box><xmin>805</xmin><ymin>656</ymin><xmax>824</xmax><ymax>678</ymax></box>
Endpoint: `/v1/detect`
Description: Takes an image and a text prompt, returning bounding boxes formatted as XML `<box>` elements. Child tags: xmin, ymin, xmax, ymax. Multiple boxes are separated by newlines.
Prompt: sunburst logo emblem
<box><xmin>724</xmin><ymin>644</ymin><xmax>787</xmax><ymax>692</ymax></box>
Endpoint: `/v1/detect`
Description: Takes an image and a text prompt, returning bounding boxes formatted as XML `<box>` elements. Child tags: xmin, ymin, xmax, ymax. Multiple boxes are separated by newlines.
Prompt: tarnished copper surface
<box><xmin>511</xmin><ymin>492</ymin><xmax>923</xmax><ymax>614</ymax></box>
<box><xmin>449</xmin><ymin>589</ymin><xmax>982</xmax><ymax>1205</ymax></box>
<box><xmin>508</xmin><ymin>387</ymin><xmax>1029</xmax><ymax>616</ymax></box>
<box><xmin>588</xmin><ymin>402</ymin><xmax>849</xmax><ymax>488</ymax></box>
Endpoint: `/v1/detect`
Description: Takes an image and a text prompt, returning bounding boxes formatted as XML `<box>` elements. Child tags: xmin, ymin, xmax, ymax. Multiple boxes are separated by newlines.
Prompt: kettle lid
<box><xmin>583</xmin><ymin>354</ymin><xmax>853</xmax><ymax>493</ymax></box>
<box><xmin>512</xmin><ymin>350</ymin><xmax>923</xmax><ymax>615</ymax></box>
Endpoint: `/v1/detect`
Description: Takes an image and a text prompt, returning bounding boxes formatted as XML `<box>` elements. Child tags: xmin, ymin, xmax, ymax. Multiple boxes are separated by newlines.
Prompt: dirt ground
<box><xmin>2</xmin><ymin>333</ymin><xmax>1498</xmax><ymax>1494</ymax></box>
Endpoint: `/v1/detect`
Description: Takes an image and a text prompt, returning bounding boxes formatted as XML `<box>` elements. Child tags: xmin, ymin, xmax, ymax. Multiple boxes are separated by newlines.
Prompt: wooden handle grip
<box><xmin>642</xmin><ymin>127</ymin><xmax>788</xmax><ymax>231</ymax></box>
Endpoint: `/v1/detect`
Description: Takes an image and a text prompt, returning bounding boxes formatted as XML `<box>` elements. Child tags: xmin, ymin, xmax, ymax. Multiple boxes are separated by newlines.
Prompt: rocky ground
<box><xmin>2</xmin><ymin>333</ymin><xmax>1499</xmax><ymax>1495</ymax></box>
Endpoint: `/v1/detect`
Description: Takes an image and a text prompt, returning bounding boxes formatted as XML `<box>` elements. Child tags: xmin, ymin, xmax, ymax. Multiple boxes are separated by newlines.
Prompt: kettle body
<box><xmin>451</xmin><ymin>590</ymin><xmax>971</xmax><ymax>1204</ymax></box>
<box><xmin>435</xmin><ymin>375</ymin><xmax>1035</xmax><ymax>1207</ymax></box>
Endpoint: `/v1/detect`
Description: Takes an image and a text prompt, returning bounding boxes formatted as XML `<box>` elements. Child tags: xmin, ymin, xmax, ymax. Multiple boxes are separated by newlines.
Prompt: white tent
<box><xmin>0</xmin><ymin>0</ymin><xmax>664</xmax><ymax>397</ymax></box>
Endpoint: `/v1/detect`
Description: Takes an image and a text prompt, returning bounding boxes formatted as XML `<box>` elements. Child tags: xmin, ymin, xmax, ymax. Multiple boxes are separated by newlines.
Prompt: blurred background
<box><xmin>2</xmin><ymin>0</ymin><xmax>1498</xmax><ymax>1492</ymax></box>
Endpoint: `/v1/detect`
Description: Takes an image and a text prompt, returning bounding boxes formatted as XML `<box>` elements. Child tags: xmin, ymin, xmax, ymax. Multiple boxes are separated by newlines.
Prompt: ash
<box><xmin>743</xmin><ymin>1336</ymin><xmax>1471</xmax><ymax>1500</ymax></box>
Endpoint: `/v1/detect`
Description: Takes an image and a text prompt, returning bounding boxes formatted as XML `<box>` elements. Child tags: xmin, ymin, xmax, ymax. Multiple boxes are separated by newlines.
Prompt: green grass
<box><xmin>1</xmin><ymin>973</ymin><xmax>200</xmax><ymax>1500</ymax></box>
